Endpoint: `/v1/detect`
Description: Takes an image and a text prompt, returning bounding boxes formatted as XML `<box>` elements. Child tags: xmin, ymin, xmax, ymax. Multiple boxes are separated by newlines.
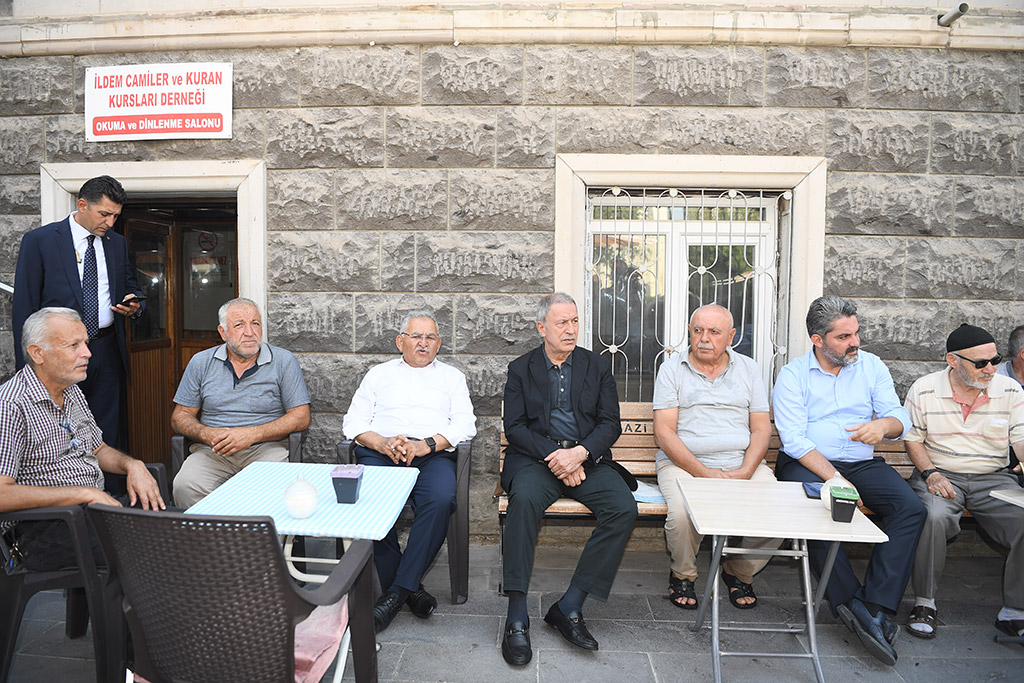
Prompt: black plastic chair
<box><xmin>171</xmin><ymin>430</ymin><xmax>307</xmax><ymax>483</ymax></box>
<box><xmin>0</xmin><ymin>462</ymin><xmax>168</xmax><ymax>683</ymax></box>
<box><xmin>336</xmin><ymin>439</ymin><xmax>472</xmax><ymax>604</ymax></box>
<box><xmin>87</xmin><ymin>505</ymin><xmax>378</xmax><ymax>683</ymax></box>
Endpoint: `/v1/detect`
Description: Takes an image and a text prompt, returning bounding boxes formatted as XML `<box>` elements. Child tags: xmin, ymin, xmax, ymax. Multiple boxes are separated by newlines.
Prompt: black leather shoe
<box><xmin>502</xmin><ymin>621</ymin><xmax>532</xmax><ymax>666</ymax></box>
<box><xmin>544</xmin><ymin>602</ymin><xmax>598</xmax><ymax>651</ymax></box>
<box><xmin>373</xmin><ymin>591</ymin><xmax>404</xmax><ymax>634</ymax></box>
<box><xmin>837</xmin><ymin>600</ymin><xmax>897</xmax><ymax>665</ymax></box>
<box><xmin>406</xmin><ymin>586</ymin><xmax>437</xmax><ymax>619</ymax></box>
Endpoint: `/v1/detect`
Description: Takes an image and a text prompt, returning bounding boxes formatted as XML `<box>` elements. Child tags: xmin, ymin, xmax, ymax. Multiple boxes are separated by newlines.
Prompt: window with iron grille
<box><xmin>583</xmin><ymin>187</ymin><xmax>784</xmax><ymax>401</ymax></box>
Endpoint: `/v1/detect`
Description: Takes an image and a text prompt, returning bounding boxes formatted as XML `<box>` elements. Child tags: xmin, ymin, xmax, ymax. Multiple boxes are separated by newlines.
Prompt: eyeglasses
<box><xmin>400</xmin><ymin>333</ymin><xmax>440</xmax><ymax>342</ymax></box>
<box><xmin>952</xmin><ymin>352</ymin><xmax>1002</xmax><ymax>369</ymax></box>
<box><xmin>61</xmin><ymin>418</ymin><xmax>83</xmax><ymax>454</ymax></box>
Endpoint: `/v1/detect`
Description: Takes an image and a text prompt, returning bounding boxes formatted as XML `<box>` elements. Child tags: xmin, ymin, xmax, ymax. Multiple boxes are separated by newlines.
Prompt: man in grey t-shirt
<box><xmin>170</xmin><ymin>298</ymin><xmax>310</xmax><ymax>507</ymax></box>
<box><xmin>654</xmin><ymin>305</ymin><xmax>778</xmax><ymax>610</ymax></box>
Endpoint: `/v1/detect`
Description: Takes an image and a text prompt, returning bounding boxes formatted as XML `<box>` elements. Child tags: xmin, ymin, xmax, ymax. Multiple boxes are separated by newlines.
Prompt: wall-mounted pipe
<box><xmin>938</xmin><ymin>3</ymin><xmax>969</xmax><ymax>27</ymax></box>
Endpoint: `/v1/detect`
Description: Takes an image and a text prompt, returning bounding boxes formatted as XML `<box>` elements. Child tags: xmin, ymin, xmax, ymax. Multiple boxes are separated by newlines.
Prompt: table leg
<box><xmin>813</xmin><ymin>540</ymin><xmax>841</xmax><ymax>617</ymax></box>
<box><xmin>798</xmin><ymin>538</ymin><xmax>826</xmax><ymax>683</ymax></box>
<box><xmin>283</xmin><ymin>534</ymin><xmax>344</xmax><ymax>584</ymax></box>
<box><xmin>690</xmin><ymin>534</ymin><xmax>726</xmax><ymax>633</ymax></box>
<box><xmin>711</xmin><ymin>542</ymin><xmax>723</xmax><ymax>683</ymax></box>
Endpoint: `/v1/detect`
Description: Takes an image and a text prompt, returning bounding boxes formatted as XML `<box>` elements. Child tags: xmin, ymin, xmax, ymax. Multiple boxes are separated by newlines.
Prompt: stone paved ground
<box><xmin>8</xmin><ymin>542</ymin><xmax>1023</xmax><ymax>682</ymax></box>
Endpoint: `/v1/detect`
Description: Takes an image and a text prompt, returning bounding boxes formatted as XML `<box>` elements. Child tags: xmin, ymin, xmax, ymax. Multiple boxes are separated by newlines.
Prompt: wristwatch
<box><xmin>585</xmin><ymin>445</ymin><xmax>603</xmax><ymax>465</ymax></box>
<box><xmin>425</xmin><ymin>437</ymin><xmax>437</xmax><ymax>454</ymax></box>
<box><xmin>920</xmin><ymin>467</ymin><xmax>939</xmax><ymax>480</ymax></box>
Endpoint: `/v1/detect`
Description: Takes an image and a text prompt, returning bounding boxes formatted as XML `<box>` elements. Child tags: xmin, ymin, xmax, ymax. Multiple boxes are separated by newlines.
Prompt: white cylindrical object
<box><xmin>284</xmin><ymin>474</ymin><xmax>318</xmax><ymax>519</ymax></box>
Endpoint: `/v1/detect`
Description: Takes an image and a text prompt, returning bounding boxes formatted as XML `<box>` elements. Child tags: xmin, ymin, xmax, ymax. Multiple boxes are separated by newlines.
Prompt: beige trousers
<box><xmin>657</xmin><ymin>459</ymin><xmax>781</xmax><ymax>584</ymax></box>
<box><xmin>173</xmin><ymin>439</ymin><xmax>289</xmax><ymax>508</ymax></box>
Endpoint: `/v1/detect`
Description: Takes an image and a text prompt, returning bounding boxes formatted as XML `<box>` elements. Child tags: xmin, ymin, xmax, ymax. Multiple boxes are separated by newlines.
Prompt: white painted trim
<box><xmin>3</xmin><ymin>6</ymin><xmax>1022</xmax><ymax>56</ymax></box>
<box><xmin>553</xmin><ymin>153</ymin><xmax>826</xmax><ymax>361</ymax></box>
<box><xmin>39</xmin><ymin>160</ymin><xmax>267</xmax><ymax>316</ymax></box>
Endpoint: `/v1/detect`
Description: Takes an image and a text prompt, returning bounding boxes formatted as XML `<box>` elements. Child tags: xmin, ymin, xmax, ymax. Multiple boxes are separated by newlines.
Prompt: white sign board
<box><xmin>85</xmin><ymin>63</ymin><xmax>233</xmax><ymax>142</ymax></box>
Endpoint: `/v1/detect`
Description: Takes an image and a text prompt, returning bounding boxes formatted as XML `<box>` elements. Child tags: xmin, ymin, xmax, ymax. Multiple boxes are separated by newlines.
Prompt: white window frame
<box><xmin>555</xmin><ymin>154</ymin><xmax>826</xmax><ymax>363</ymax></box>
<box><xmin>39</xmin><ymin>160</ymin><xmax>267</xmax><ymax>316</ymax></box>
<box><xmin>587</xmin><ymin>193</ymin><xmax>778</xmax><ymax>381</ymax></box>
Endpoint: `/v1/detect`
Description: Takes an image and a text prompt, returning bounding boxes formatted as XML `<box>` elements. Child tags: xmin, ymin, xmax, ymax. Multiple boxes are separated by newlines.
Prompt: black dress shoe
<box><xmin>502</xmin><ymin>621</ymin><xmax>532</xmax><ymax>666</ymax></box>
<box><xmin>406</xmin><ymin>586</ymin><xmax>437</xmax><ymax>619</ymax></box>
<box><xmin>837</xmin><ymin>600</ymin><xmax>896</xmax><ymax>666</ymax></box>
<box><xmin>373</xmin><ymin>591</ymin><xmax>404</xmax><ymax>633</ymax></box>
<box><xmin>544</xmin><ymin>602</ymin><xmax>598</xmax><ymax>651</ymax></box>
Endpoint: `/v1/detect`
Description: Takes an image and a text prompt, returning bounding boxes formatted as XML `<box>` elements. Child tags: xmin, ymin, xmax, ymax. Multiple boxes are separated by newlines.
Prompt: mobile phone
<box><xmin>803</xmin><ymin>481</ymin><xmax>823</xmax><ymax>499</ymax></box>
<box><xmin>124</xmin><ymin>294</ymin><xmax>147</xmax><ymax>303</ymax></box>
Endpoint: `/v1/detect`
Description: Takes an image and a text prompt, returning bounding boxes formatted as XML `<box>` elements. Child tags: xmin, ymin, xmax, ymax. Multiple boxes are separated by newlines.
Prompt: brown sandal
<box><xmin>907</xmin><ymin>605</ymin><xmax>937</xmax><ymax>639</ymax></box>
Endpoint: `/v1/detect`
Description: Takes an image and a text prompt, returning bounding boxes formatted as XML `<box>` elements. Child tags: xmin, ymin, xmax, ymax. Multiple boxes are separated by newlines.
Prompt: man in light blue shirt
<box><xmin>773</xmin><ymin>295</ymin><xmax>925</xmax><ymax>667</ymax></box>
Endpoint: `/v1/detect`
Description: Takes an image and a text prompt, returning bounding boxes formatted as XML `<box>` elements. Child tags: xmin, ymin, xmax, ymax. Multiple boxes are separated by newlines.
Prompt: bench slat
<box><xmin>495</xmin><ymin>401</ymin><xmax>943</xmax><ymax>521</ymax></box>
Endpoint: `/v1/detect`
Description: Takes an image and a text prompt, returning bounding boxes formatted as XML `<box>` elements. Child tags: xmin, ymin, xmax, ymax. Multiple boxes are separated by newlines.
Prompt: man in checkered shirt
<box><xmin>0</xmin><ymin>307</ymin><xmax>164</xmax><ymax>570</ymax></box>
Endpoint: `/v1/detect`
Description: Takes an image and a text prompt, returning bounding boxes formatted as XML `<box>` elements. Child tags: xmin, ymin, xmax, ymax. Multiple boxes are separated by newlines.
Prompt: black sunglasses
<box><xmin>952</xmin><ymin>352</ymin><xmax>1002</xmax><ymax>369</ymax></box>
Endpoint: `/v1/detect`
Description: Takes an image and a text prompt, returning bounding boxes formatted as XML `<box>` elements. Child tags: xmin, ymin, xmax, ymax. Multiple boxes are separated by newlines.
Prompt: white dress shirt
<box><xmin>69</xmin><ymin>213</ymin><xmax>113</xmax><ymax>329</ymax></box>
<box><xmin>342</xmin><ymin>357</ymin><xmax>477</xmax><ymax>450</ymax></box>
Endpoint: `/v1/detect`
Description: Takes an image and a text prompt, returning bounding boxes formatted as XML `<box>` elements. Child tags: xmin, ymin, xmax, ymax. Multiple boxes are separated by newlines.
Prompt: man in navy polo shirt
<box><xmin>171</xmin><ymin>297</ymin><xmax>310</xmax><ymax>507</ymax></box>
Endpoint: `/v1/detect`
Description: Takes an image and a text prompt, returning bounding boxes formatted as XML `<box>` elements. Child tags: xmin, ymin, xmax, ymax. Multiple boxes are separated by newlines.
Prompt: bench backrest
<box><xmin>499</xmin><ymin>401</ymin><xmax>914</xmax><ymax>479</ymax></box>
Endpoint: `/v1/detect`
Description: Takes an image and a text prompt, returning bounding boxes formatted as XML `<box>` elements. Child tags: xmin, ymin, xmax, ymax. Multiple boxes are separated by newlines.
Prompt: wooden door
<box><xmin>124</xmin><ymin>218</ymin><xmax>175</xmax><ymax>462</ymax></box>
<box><xmin>122</xmin><ymin>200</ymin><xmax>238</xmax><ymax>463</ymax></box>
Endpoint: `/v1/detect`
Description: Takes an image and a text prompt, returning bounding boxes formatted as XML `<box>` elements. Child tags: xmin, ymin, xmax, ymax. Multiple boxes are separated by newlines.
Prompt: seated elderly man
<box><xmin>654</xmin><ymin>304</ymin><xmax>778</xmax><ymax>610</ymax></box>
<box><xmin>171</xmin><ymin>297</ymin><xmax>310</xmax><ymax>507</ymax></box>
<box><xmin>342</xmin><ymin>311</ymin><xmax>476</xmax><ymax>633</ymax></box>
<box><xmin>903</xmin><ymin>323</ymin><xmax>1024</xmax><ymax>641</ymax></box>
<box><xmin>0</xmin><ymin>307</ymin><xmax>164</xmax><ymax>571</ymax></box>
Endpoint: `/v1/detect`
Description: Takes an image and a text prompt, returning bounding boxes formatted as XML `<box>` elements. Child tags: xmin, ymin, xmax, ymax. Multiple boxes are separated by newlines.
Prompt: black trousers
<box><xmin>355</xmin><ymin>446</ymin><xmax>456</xmax><ymax>594</ymax></box>
<box><xmin>502</xmin><ymin>459</ymin><xmax>637</xmax><ymax>600</ymax></box>
<box><xmin>775</xmin><ymin>452</ymin><xmax>926</xmax><ymax>613</ymax></box>
<box><xmin>77</xmin><ymin>330</ymin><xmax>122</xmax><ymax>449</ymax></box>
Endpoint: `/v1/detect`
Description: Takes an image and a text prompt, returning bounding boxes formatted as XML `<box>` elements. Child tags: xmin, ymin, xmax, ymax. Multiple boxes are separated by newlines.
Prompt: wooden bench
<box><xmin>495</xmin><ymin>402</ymin><xmax>927</xmax><ymax>528</ymax></box>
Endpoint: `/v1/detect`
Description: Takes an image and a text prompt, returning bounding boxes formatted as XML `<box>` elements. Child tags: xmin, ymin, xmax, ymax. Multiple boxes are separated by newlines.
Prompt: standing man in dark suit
<box><xmin>500</xmin><ymin>292</ymin><xmax>637</xmax><ymax>666</ymax></box>
<box><xmin>13</xmin><ymin>175</ymin><xmax>144</xmax><ymax>449</ymax></box>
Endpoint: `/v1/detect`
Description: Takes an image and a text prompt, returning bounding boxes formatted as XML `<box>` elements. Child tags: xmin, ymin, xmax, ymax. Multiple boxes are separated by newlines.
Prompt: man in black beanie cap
<box><xmin>903</xmin><ymin>323</ymin><xmax>1024</xmax><ymax>641</ymax></box>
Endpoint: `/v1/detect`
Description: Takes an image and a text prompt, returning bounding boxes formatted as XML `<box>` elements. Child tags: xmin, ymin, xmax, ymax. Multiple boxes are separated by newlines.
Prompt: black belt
<box><xmin>92</xmin><ymin>326</ymin><xmax>114</xmax><ymax>340</ymax></box>
<box><xmin>551</xmin><ymin>439</ymin><xmax>578</xmax><ymax>449</ymax></box>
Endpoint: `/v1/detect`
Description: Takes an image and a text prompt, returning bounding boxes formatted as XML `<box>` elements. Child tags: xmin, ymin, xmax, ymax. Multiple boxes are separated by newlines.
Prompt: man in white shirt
<box><xmin>342</xmin><ymin>311</ymin><xmax>476</xmax><ymax>633</ymax></box>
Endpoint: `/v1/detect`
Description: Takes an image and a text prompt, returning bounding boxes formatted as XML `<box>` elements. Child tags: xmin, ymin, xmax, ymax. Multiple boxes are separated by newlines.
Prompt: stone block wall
<box><xmin>1</xmin><ymin>44</ymin><xmax>1022</xmax><ymax>538</ymax></box>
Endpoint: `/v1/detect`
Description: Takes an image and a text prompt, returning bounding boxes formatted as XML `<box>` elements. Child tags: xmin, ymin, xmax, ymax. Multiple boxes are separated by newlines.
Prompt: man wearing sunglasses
<box><xmin>903</xmin><ymin>323</ymin><xmax>1024</xmax><ymax>642</ymax></box>
<box><xmin>343</xmin><ymin>311</ymin><xmax>476</xmax><ymax>634</ymax></box>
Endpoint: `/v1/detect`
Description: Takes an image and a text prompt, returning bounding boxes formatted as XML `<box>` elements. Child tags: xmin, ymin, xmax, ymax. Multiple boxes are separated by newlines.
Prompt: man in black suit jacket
<box><xmin>500</xmin><ymin>292</ymin><xmax>637</xmax><ymax>666</ymax></box>
<box><xmin>13</xmin><ymin>176</ymin><xmax>144</xmax><ymax>449</ymax></box>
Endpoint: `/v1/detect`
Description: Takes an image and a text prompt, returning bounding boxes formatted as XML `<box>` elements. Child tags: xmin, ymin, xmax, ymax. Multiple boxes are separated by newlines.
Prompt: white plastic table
<box><xmin>187</xmin><ymin>461</ymin><xmax>418</xmax><ymax>581</ymax></box>
<box><xmin>990</xmin><ymin>487</ymin><xmax>1024</xmax><ymax>509</ymax></box>
<box><xmin>678</xmin><ymin>478</ymin><xmax>889</xmax><ymax>683</ymax></box>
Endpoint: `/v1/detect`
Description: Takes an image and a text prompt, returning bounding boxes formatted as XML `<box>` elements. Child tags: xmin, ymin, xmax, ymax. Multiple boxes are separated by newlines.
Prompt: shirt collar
<box><xmin>681</xmin><ymin>346</ymin><xmax>736</xmax><ymax>370</ymax></box>
<box><xmin>21</xmin><ymin>364</ymin><xmax>72</xmax><ymax>409</ymax></box>
<box><xmin>68</xmin><ymin>213</ymin><xmax>96</xmax><ymax>244</ymax></box>
<box><xmin>213</xmin><ymin>342</ymin><xmax>273</xmax><ymax>366</ymax></box>
<box><xmin>543</xmin><ymin>348</ymin><xmax>572</xmax><ymax>369</ymax></box>
<box><xmin>941</xmin><ymin>367</ymin><xmax>989</xmax><ymax>400</ymax></box>
<box><xmin>399</xmin><ymin>357</ymin><xmax>438</xmax><ymax>370</ymax></box>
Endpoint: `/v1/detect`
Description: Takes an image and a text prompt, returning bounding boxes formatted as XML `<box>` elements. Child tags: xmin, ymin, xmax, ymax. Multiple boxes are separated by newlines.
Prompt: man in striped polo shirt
<box><xmin>0</xmin><ymin>307</ymin><xmax>164</xmax><ymax>570</ymax></box>
<box><xmin>903</xmin><ymin>323</ymin><xmax>1024</xmax><ymax>641</ymax></box>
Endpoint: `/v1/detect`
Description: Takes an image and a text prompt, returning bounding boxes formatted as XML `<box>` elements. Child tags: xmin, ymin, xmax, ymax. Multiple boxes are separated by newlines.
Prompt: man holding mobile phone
<box><xmin>13</xmin><ymin>175</ymin><xmax>145</xmax><ymax>450</ymax></box>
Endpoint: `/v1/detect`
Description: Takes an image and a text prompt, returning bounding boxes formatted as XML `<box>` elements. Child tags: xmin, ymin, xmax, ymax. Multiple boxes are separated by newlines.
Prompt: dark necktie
<box><xmin>82</xmin><ymin>235</ymin><xmax>99</xmax><ymax>338</ymax></box>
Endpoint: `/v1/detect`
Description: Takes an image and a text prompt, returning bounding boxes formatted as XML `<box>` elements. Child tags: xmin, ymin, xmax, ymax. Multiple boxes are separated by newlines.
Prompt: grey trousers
<box><xmin>909</xmin><ymin>468</ymin><xmax>1024</xmax><ymax>609</ymax></box>
<box><xmin>173</xmin><ymin>439</ymin><xmax>289</xmax><ymax>508</ymax></box>
<box><xmin>656</xmin><ymin>459</ymin><xmax>781</xmax><ymax>584</ymax></box>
